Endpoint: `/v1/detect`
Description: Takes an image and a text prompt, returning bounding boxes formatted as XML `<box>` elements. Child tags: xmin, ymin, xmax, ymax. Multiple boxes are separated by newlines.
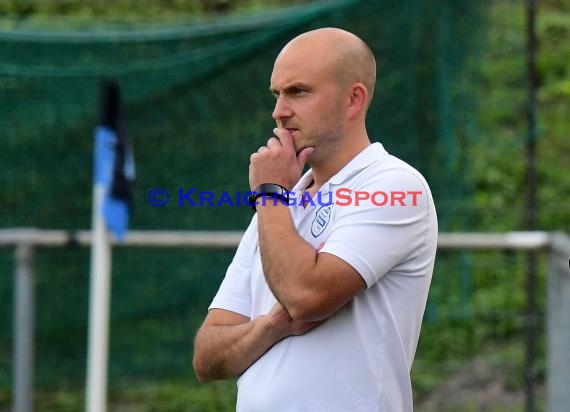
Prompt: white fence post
<box><xmin>13</xmin><ymin>243</ymin><xmax>34</xmax><ymax>412</ymax></box>
<box><xmin>547</xmin><ymin>232</ymin><xmax>570</xmax><ymax>412</ymax></box>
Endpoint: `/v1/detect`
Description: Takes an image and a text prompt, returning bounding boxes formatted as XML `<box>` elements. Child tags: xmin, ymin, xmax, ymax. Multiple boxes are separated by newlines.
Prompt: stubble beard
<box><xmin>303</xmin><ymin>102</ymin><xmax>345</xmax><ymax>163</ymax></box>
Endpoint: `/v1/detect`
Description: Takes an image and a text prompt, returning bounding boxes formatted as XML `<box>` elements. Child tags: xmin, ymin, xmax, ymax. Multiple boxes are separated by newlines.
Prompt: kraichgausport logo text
<box><xmin>147</xmin><ymin>188</ymin><xmax>423</xmax><ymax>207</ymax></box>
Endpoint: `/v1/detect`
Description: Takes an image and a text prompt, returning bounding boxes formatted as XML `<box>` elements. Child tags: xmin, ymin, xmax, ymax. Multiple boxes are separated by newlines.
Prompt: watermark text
<box><xmin>147</xmin><ymin>187</ymin><xmax>423</xmax><ymax>207</ymax></box>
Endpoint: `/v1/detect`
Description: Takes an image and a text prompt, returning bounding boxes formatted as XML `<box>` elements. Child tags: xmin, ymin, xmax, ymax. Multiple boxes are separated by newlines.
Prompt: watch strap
<box><xmin>248</xmin><ymin>183</ymin><xmax>290</xmax><ymax>211</ymax></box>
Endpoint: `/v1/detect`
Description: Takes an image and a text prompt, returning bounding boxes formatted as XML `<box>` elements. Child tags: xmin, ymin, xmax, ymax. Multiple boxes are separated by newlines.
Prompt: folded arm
<box><xmin>193</xmin><ymin>304</ymin><xmax>322</xmax><ymax>382</ymax></box>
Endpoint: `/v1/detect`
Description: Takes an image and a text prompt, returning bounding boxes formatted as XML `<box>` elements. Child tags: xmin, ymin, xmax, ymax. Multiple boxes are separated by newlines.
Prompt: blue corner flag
<box><xmin>94</xmin><ymin>81</ymin><xmax>134</xmax><ymax>242</ymax></box>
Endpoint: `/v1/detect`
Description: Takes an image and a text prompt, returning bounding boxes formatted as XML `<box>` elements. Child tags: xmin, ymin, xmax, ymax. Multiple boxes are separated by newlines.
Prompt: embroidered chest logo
<box><xmin>311</xmin><ymin>204</ymin><xmax>334</xmax><ymax>238</ymax></box>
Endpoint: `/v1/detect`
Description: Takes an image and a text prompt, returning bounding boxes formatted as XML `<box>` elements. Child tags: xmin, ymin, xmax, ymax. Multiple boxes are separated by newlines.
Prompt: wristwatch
<box><xmin>248</xmin><ymin>183</ymin><xmax>290</xmax><ymax>211</ymax></box>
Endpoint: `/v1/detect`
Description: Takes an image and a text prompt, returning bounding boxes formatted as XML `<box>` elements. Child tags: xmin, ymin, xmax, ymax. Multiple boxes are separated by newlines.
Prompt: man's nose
<box><xmin>272</xmin><ymin>96</ymin><xmax>293</xmax><ymax>121</ymax></box>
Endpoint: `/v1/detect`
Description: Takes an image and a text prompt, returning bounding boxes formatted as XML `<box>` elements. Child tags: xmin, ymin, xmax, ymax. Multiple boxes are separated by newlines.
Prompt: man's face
<box><xmin>270</xmin><ymin>41</ymin><xmax>347</xmax><ymax>157</ymax></box>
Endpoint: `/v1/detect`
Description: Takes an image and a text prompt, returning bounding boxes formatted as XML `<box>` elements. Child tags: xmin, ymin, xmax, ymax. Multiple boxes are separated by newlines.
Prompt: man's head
<box><xmin>270</xmin><ymin>28</ymin><xmax>376</xmax><ymax>159</ymax></box>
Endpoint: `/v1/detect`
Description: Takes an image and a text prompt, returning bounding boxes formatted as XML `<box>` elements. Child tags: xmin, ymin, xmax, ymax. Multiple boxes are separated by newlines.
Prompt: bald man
<box><xmin>193</xmin><ymin>28</ymin><xmax>438</xmax><ymax>411</ymax></box>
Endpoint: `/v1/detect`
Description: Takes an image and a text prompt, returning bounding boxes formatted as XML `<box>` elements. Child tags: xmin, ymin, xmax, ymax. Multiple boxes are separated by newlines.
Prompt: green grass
<box><xmin>1</xmin><ymin>380</ymin><xmax>238</xmax><ymax>412</ymax></box>
<box><xmin>0</xmin><ymin>339</ymin><xmax>544</xmax><ymax>412</ymax></box>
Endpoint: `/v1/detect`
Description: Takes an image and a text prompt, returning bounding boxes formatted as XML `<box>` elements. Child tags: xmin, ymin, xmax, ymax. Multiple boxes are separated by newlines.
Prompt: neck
<box><xmin>309</xmin><ymin>128</ymin><xmax>371</xmax><ymax>189</ymax></box>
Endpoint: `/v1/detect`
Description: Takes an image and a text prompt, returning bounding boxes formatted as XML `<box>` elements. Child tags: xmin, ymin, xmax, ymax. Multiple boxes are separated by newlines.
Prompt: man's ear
<box><xmin>346</xmin><ymin>83</ymin><xmax>367</xmax><ymax>119</ymax></box>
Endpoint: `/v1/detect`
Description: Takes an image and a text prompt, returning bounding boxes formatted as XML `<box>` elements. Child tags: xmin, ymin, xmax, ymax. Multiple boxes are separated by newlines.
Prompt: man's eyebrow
<box><xmin>269</xmin><ymin>83</ymin><xmax>310</xmax><ymax>94</ymax></box>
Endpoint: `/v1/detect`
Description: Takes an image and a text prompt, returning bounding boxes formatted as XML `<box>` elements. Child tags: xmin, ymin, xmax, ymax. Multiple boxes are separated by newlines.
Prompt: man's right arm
<box><xmin>193</xmin><ymin>304</ymin><xmax>322</xmax><ymax>382</ymax></box>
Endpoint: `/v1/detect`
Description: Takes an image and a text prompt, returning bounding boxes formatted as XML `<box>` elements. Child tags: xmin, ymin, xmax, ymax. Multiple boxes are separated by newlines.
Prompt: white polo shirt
<box><xmin>209</xmin><ymin>142</ymin><xmax>438</xmax><ymax>412</ymax></box>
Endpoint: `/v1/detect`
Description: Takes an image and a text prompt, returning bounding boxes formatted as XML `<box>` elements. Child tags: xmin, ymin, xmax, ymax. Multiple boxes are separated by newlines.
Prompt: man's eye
<box><xmin>289</xmin><ymin>88</ymin><xmax>307</xmax><ymax>96</ymax></box>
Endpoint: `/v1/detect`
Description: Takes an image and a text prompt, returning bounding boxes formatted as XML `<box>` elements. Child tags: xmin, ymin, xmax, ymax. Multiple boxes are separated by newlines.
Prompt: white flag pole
<box><xmin>86</xmin><ymin>80</ymin><xmax>120</xmax><ymax>412</ymax></box>
<box><xmin>86</xmin><ymin>182</ymin><xmax>112</xmax><ymax>412</ymax></box>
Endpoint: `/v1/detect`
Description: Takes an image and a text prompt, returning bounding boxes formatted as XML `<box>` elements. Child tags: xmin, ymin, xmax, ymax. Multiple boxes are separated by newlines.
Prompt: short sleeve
<box><xmin>209</xmin><ymin>216</ymin><xmax>258</xmax><ymax>317</ymax></box>
<box><xmin>319</xmin><ymin>170</ymin><xmax>433</xmax><ymax>288</ymax></box>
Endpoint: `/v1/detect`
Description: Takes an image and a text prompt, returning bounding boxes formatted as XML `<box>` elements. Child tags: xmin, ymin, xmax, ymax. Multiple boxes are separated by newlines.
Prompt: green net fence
<box><xmin>1</xmin><ymin>0</ymin><xmax>495</xmax><ymax>401</ymax></box>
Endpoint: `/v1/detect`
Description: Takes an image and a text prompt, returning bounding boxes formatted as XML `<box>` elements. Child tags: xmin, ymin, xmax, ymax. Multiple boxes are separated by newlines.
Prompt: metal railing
<box><xmin>1</xmin><ymin>228</ymin><xmax>568</xmax><ymax>412</ymax></box>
